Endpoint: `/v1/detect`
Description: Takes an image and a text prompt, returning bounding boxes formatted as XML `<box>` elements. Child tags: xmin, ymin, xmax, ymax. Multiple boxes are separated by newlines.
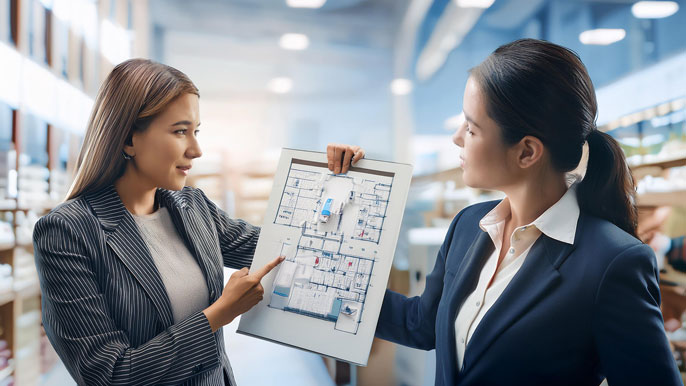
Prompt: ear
<box><xmin>515</xmin><ymin>135</ymin><xmax>544</xmax><ymax>169</ymax></box>
<box><xmin>123</xmin><ymin>132</ymin><xmax>137</xmax><ymax>157</ymax></box>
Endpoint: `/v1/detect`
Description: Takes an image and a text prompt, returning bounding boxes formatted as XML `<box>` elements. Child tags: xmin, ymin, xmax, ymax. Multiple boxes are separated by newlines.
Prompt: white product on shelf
<box><xmin>636</xmin><ymin>168</ymin><xmax>686</xmax><ymax>194</ymax></box>
<box><xmin>0</xmin><ymin>220</ymin><xmax>14</xmax><ymax>248</ymax></box>
<box><xmin>14</xmin><ymin>211</ymin><xmax>38</xmax><ymax>246</ymax></box>
<box><xmin>16</xmin><ymin>310</ymin><xmax>42</xmax><ymax>328</ymax></box>
<box><xmin>0</xmin><ymin>263</ymin><xmax>13</xmax><ymax>295</ymax></box>
<box><xmin>17</xmin><ymin>165</ymin><xmax>49</xmax><ymax>180</ymax></box>
<box><xmin>0</xmin><ymin>199</ymin><xmax>16</xmax><ymax>210</ymax></box>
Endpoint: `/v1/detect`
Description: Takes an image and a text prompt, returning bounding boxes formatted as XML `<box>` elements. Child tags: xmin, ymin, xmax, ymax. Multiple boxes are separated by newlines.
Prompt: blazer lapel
<box><xmin>462</xmin><ymin>234</ymin><xmax>575</xmax><ymax>367</ymax></box>
<box><xmin>86</xmin><ymin>186</ymin><xmax>175</xmax><ymax>327</ymax></box>
<box><xmin>446</xmin><ymin>231</ymin><xmax>495</xmax><ymax>316</ymax></box>
<box><xmin>158</xmin><ymin>190</ymin><xmax>223</xmax><ymax>304</ymax></box>
<box><xmin>443</xmin><ymin>230</ymin><xmax>494</xmax><ymax>379</ymax></box>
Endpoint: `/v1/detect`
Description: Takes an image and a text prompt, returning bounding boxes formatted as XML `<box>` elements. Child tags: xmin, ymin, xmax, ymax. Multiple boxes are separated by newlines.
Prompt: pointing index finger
<box><xmin>251</xmin><ymin>256</ymin><xmax>285</xmax><ymax>281</ymax></box>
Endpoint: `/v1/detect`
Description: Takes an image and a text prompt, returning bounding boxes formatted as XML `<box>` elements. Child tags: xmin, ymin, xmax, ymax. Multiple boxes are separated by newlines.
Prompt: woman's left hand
<box><xmin>326</xmin><ymin>143</ymin><xmax>365</xmax><ymax>174</ymax></box>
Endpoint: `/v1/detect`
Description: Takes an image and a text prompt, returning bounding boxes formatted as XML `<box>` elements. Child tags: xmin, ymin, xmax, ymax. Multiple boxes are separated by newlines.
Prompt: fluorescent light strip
<box><xmin>286</xmin><ymin>0</ymin><xmax>326</xmax><ymax>9</ymax></box>
<box><xmin>390</xmin><ymin>79</ymin><xmax>413</xmax><ymax>95</ymax></box>
<box><xmin>279</xmin><ymin>33</ymin><xmax>310</xmax><ymax>51</ymax></box>
<box><xmin>455</xmin><ymin>0</ymin><xmax>495</xmax><ymax>9</ymax></box>
<box><xmin>631</xmin><ymin>1</ymin><xmax>679</xmax><ymax>19</ymax></box>
<box><xmin>268</xmin><ymin>77</ymin><xmax>293</xmax><ymax>94</ymax></box>
<box><xmin>579</xmin><ymin>28</ymin><xmax>626</xmax><ymax>45</ymax></box>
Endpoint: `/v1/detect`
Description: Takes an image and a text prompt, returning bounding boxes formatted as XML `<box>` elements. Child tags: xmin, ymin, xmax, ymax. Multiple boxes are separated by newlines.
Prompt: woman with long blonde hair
<box><xmin>33</xmin><ymin>58</ymin><xmax>363</xmax><ymax>385</ymax></box>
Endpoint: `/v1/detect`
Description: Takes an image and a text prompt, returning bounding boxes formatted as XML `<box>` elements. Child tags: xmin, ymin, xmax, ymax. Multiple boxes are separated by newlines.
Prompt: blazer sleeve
<box><xmin>197</xmin><ymin>188</ymin><xmax>260</xmax><ymax>269</ymax></box>
<box><xmin>34</xmin><ymin>214</ymin><xmax>221</xmax><ymax>386</ymax></box>
<box><xmin>592</xmin><ymin>243</ymin><xmax>682</xmax><ymax>385</ymax></box>
<box><xmin>375</xmin><ymin>209</ymin><xmax>464</xmax><ymax>350</ymax></box>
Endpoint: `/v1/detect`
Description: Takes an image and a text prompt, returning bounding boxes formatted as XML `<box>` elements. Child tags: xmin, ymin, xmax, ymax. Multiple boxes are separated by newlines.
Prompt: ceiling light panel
<box><xmin>286</xmin><ymin>0</ymin><xmax>326</xmax><ymax>9</ymax></box>
<box><xmin>579</xmin><ymin>28</ymin><xmax>626</xmax><ymax>45</ymax></box>
<box><xmin>631</xmin><ymin>1</ymin><xmax>679</xmax><ymax>19</ymax></box>
<box><xmin>279</xmin><ymin>33</ymin><xmax>310</xmax><ymax>50</ymax></box>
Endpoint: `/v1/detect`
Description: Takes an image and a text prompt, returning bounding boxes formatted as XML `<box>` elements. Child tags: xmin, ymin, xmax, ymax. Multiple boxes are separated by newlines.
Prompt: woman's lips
<box><xmin>177</xmin><ymin>166</ymin><xmax>192</xmax><ymax>176</ymax></box>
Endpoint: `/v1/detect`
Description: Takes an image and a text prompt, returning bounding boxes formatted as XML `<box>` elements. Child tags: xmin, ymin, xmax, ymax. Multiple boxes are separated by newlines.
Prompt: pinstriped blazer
<box><xmin>33</xmin><ymin>185</ymin><xmax>260</xmax><ymax>385</ymax></box>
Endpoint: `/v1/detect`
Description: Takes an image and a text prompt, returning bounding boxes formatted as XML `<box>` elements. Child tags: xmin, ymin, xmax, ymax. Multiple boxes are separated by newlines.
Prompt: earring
<box><xmin>122</xmin><ymin>151</ymin><xmax>133</xmax><ymax>160</ymax></box>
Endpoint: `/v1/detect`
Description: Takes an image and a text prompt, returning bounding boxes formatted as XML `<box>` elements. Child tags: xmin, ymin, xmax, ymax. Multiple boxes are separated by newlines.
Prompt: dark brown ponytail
<box><xmin>577</xmin><ymin>130</ymin><xmax>638</xmax><ymax>237</ymax></box>
<box><xmin>471</xmin><ymin>39</ymin><xmax>638</xmax><ymax>237</ymax></box>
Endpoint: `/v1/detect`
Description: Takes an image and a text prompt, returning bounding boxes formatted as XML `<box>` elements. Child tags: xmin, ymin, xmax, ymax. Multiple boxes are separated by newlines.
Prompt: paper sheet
<box><xmin>237</xmin><ymin>149</ymin><xmax>412</xmax><ymax>365</ymax></box>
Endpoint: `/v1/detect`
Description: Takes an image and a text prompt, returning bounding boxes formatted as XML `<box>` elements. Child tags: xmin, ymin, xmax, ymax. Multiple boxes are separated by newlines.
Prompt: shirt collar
<box><xmin>479</xmin><ymin>184</ymin><xmax>580</xmax><ymax>245</ymax></box>
<box><xmin>532</xmin><ymin>184</ymin><xmax>579</xmax><ymax>245</ymax></box>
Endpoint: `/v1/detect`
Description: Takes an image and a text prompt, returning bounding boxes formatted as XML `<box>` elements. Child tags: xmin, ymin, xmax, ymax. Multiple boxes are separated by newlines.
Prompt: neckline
<box><xmin>132</xmin><ymin>206</ymin><xmax>168</xmax><ymax>221</ymax></box>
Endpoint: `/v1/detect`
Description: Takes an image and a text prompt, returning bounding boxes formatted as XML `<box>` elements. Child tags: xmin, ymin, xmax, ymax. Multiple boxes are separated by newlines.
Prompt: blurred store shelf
<box><xmin>0</xmin><ymin>291</ymin><xmax>13</xmax><ymax>307</ymax></box>
<box><xmin>630</xmin><ymin>155</ymin><xmax>686</xmax><ymax>171</ymax></box>
<box><xmin>411</xmin><ymin>166</ymin><xmax>464</xmax><ymax>186</ymax></box>
<box><xmin>661</xmin><ymin>265</ymin><xmax>686</xmax><ymax>287</ymax></box>
<box><xmin>637</xmin><ymin>190</ymin><xmax>686</xmax><ymax>207</ymax></box>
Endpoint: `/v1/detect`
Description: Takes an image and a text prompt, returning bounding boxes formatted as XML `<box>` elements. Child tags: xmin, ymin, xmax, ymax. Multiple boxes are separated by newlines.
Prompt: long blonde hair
<box><xmin>67</xmin><ymin>59</ymin><xmax>199</xmax><ymax>200</ymax></box>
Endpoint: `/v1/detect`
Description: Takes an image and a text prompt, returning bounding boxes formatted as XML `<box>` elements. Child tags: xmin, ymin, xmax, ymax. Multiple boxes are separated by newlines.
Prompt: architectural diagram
<box><xmin>237</xmin><ymin>150</ymin><xmax>411</xmax><ymax>365</ymax></box>
<box><xmin>269</xmin><ymin>165</ymin><xmax>392</xmax><ymax>334</ymax></box>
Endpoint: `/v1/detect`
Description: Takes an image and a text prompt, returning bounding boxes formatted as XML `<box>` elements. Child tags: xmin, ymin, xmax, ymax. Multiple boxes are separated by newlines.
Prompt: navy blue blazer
<box><xmin>376</xmin><ymin>201</ymin><xmax>681</xmax><ymax>385</ymax></box>
<box><xmin>33</xmin><ymin>185</ymin><xmax>259</xmax><ymax>385</ymax></box>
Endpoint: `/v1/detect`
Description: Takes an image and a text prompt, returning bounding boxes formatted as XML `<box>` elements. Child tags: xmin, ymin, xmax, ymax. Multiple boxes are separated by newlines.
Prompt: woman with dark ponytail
<box><xmin>375</xmin><ymin>39</ymin><xmax>680</xmax><ymax>385</ymax></box>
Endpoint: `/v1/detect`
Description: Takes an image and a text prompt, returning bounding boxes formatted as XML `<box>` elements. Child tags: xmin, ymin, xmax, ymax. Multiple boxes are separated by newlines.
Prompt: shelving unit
<box><xmin>637</xmin><ymin>190</ymin><xmax>686</xmax><ymax>207</ymax></box>
<box><xmin>0</xmin><ymin>1</ymin><xmax>150</xmax><ymax>384</ymax></box>
<box><xmin>0</xmin><ymin>291</ymin><xmax>12</xmax><ymax>307</ymax></box>
<box><xmin>633</xmin><ymin>155</ymin><xmax>686</xmax><ymax>208</ymax></box>
<box><xmin>410</xmin><ymin>166</ymin><xmax>464</xmax><ymax>185</ymax></box>
<box><xmin>630</xmin><ymin>155</ymin><xmax>686</xmax><ymax>171</ymax></box>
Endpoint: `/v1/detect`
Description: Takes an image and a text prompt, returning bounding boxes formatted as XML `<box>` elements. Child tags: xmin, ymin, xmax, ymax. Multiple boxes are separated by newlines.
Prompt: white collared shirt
<box><xmin>454</xmin><ymin>184</ymin><xmax>580</xmax><ymax>369</ymax></box>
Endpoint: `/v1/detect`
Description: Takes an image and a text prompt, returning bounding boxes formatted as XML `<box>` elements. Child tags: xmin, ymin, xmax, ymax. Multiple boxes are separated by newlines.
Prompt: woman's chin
<box><xmin>462</xmin><ymin>175</ymin><xmax>488</xmax><ymax>191</ymax></box>
<box><xmin>160</xmin><ymin>180</ymin><xmax>186</xmax><ymax>191</ymax></box>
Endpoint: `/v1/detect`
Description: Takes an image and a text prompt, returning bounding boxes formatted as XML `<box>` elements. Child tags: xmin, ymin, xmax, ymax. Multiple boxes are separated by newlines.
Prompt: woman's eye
<box><xmin>466</xmin><ymin>127</ymin><xmax>473</xmax><ymax>135</ymax></box>
<box><xmin>194</xmin><ymin>130</ymin><xmax>200</xmax><ymax>136</ymax></box>
<box><xmin>175</xmin><ymin>129</ymin><xmax>187</xmax><ymax>135</ymax></box>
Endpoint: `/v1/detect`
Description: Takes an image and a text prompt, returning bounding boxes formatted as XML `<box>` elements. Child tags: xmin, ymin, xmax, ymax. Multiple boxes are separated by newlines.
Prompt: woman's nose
<box><xmin>187</xmin><ymin>136</ymin><xmax>203</xmax><ymax>159</ymax></box>
<box><xmin>453</xmin><ymin>121</ymin><xmax>466</xmax><ymax>148</ymax></box>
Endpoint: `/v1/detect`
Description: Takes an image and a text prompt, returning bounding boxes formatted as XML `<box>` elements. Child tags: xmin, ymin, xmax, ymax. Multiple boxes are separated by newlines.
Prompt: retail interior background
<box><xmin>1</xmin><ymin>0</ymin><xmax>685</xmax><ymax>385</ymax></box>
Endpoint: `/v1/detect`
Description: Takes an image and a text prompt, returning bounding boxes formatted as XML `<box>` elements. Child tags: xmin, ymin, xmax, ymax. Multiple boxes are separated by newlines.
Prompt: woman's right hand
<box><xmin>327</xmin><ymin>143</ymin><xmax>365</xmax><ymax>174</ymax></box>
<box><xmin>203</xmin><ymin>256</ymin><xmax>284</xmax><ymax>332</ymax></box>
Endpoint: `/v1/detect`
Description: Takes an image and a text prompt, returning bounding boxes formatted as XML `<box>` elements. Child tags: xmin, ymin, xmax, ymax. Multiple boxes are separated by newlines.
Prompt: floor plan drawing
<box><xmin>237</xmin><ymin>149</ymin><xmax>412</xmax><ymax>366</ymax></box>
<box><xmin>269</xmin><ymin>164</ymin><xmax>393</xmax><ymax>334</ymax></box>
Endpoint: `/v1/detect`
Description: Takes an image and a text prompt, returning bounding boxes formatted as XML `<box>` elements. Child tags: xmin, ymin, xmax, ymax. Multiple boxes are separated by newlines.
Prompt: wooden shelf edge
<box><xmin>637</xmin><ymin>190</ymin><xmax>686</xmax><ymax>207</ymax></box>
<box><xmin>411</xmin><ymin>167</ymin><xmax>464</xmax><ymax>186</ymax></box>
<box><xmin>0</xmin><ymin>290</ymin><xmax>14</xmax><ymax>307</ymax></box>
<box><xmin>630</xmin><ymin>155</ymin><xmax>686</xmax><ymax>170</ymax></box>
<box><xmin>0</xmin><ymin>202</ymin><xmax>17</xmax><ymax>211</ymax></box>
<box><xmin>0</xmin><ymin>243</ymin><xmax>15</xmax><ymax>252</ymax></box>
<box><xmin>660</xmin><ymin>265</ymin><xmax>686</xmax><ymax>287</ymax></box>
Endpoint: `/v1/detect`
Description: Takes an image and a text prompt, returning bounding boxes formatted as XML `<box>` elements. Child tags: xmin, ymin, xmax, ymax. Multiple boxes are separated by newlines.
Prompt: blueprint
<box><xmin>237</xmin><ymin>149</ymin><xmax>412</xmax><ymax>365</ymax></box>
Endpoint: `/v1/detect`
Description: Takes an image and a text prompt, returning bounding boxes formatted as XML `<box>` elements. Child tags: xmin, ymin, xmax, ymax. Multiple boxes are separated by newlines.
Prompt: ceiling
<box><xmin>148</xmin><ymin>0</ymin><xmax>409</xmax><ymax>99</ymax></box>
